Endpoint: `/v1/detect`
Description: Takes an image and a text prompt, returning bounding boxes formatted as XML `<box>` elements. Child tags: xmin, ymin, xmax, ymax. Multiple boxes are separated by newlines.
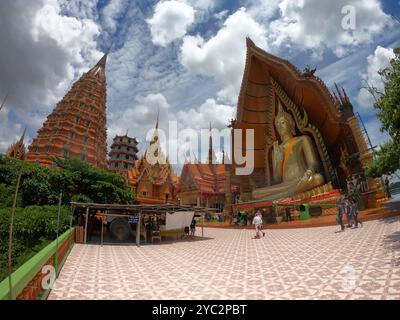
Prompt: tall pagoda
<box><xmin>26</xmin><ymin>53</ymin><xmax>109</xmax><ymax>168</ymax></box>
<box><xmin>108</xmin><ymin>134</ymin><xmax>139</xmax><ymax>173</ymax></box>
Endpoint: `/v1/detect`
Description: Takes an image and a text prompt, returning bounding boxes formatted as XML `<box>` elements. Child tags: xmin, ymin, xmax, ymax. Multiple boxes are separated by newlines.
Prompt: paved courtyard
<box><xmin>49</xmin><ymin>216</ymin><xmax>400</xmax><ymax>300</ymax></box>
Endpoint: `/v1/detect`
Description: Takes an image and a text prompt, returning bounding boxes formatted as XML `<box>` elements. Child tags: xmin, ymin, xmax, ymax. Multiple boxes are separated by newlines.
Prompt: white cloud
<box><xmin>59</xmin><ymin>0</ymin><xmax>100</xmax><ymax>20</ymax></box>
<box><xmin>147</xmin><ymin>0</ymin><xmax>195</xmax><ymax>47</ymax></box>
<box><xmin>184</xmin><ymin>0</ymin><xmax>214</xmax><ymax>10</ymax></box>
<box><xmin>268</xmin><ymin>0</ymin><xmax>392</xmax><ymax>59</ymax></box>
<box><xmin>101</xmin><ymin>0</ymin><xmax>129</xmax><ymax>33</ymax></box>
<box><xmin>357</xmin><ymin>46</ymin><xmax>395</xmax><ymax>109</ymax></box>
<box><xmin>31</xmin><ymin>0</ymin><xmax>103</xmax><ymax>105</ymax></box>
<box><xmin>174</xmin><ymin>98</ymin><xmax>235</xmax><ymax>130</ymax></box>
<box><xmin>108</xmin><ymin>93</ymin><xmax>170</xmax><ymax>147</ymax></box>
<box><xmin>0</xmin><ymin>0</ymin><xmax>103</xmax><ymax>153</ymax></box>
<box><xmin>180</xmin><ymin>7</ymin><xmax>268</xmax><ymax>104</ymax></box>
<box><xmin>363</xmin><ymin>117</ymin><xmax>390</xmax><ymax>148</ymax></box>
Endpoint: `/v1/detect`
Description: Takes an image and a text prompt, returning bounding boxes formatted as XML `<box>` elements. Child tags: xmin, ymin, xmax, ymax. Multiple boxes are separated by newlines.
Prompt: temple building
<box><xmin>127</xmin><ymin>115</ymin><xmax>178</xmax><ymax>204</ymax></box>
<box><xmin>108</xmin><ymin>134</ymin><xmax>139</xmax><ymax>174</ymax></box>
<box><xmin>227</xmin><ymin>38</ymin><xmax>380</xmax><ymax>213</ymax></box>
<box><xmin>178</xmin><ymin>126</ymin><xmax>230</xmax><ymax>211</ymax></box>
<box><xmin>6</xmin><ymin>128</ymin><xmax>26</xmax><ymax>160</ymax></box>
<box><xmin>26</xmin><ymin>53</ymin><xmax>109</xmax><ymax>169</ymax></box>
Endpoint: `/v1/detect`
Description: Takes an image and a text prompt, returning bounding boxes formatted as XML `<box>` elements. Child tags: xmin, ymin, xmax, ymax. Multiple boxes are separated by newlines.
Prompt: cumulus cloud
<box><xmin>174</xmin><ymin>98</ymin><xmax>235</xmax><ymax>130</ymax></box>
<box><xmin>0</xmin><ymin>0</ymin><xmax>102</xmax><ymax>151</ymax></box>
<box><xmin>180</xmin><ymin>7</ymin><xmax>268</xmax><ymax>105</ymax></box>
<box><xmin>101</xmin><ymin>0</ymin><xmax>129</xmax><ymax>33</ymax></box>
<box><xmin>147</xmin><ymin>0</ymin><xmax>195</xmax><ymax>47</ymax></box>
<box><xmin>268</xmin><ymin>0</ymin><xmax>392</xmax><ymax>59</ymax></box>
<box><xmin>59</xmin><ymin>0</ymin><xmax>100</xmax><ymax>20</ymax></box>
<box><xmin>108</xmin><ymin>93</ymin><xmax>170</xmax><ymax>147</ymax></box>
<box><xmin>357</xmin><ymin>46</ymin><xmax>395</xmax><ymax>110</ymax></box>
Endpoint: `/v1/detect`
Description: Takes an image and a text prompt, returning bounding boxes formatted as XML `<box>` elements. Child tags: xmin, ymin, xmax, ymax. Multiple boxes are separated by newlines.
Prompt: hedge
<box><xmin>0</xmin><ymin>205</ymin><xmax>71</xmax><ymax>282</ymax></box>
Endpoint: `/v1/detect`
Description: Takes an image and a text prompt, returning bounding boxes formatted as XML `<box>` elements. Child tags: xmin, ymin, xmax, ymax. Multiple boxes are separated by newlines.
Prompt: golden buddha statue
<box><xmin>252</xmin><ymin>102</ymin><xmax>325</xmax><ymax>199</ymax></box>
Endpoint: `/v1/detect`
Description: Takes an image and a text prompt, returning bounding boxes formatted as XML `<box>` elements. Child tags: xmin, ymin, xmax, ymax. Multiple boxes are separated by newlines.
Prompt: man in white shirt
<box><xmin>252</xmin><ymin>210</ymin><xmax>265</xmax><ymax>239</ymax></box>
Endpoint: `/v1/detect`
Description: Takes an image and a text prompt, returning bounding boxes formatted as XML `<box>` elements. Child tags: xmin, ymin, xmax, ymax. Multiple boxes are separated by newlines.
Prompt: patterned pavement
<box><xmin>48</xmin><ymin>216</ymin><xmax>400</xmax><ymax>300</ymax></box>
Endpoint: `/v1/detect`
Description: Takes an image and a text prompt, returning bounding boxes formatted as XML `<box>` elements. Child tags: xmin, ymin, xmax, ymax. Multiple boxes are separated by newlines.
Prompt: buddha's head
<box><xmin>274</xmin><ymin>101</ymin><xmax>296</xmax><ymax>139</ymax></box>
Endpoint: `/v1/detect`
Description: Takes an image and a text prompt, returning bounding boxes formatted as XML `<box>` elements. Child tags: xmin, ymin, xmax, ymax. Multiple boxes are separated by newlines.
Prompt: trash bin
<box><xmin>299</xmin><ymin>204</ymin><xmax>310</xmax><ymax>220</ymax></box>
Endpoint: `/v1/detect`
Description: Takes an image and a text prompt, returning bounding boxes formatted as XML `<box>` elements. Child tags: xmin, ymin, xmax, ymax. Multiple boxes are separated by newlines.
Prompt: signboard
<box><xmin>128</xmin><ymin>215</ymin><xmax>139</xmax><ymax>224</ymax></box>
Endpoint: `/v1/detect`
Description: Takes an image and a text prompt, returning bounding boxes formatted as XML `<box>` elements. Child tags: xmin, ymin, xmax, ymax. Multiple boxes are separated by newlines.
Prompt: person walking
<box><xmin>351</xmin><ymin>198</ymin><xmax>363</xmax><ymax>228</ymax></box>
<box><xmin>252</xmin><ymin>210</ymin><xmax>265</xmax><ymax>239</ymax></box>
<box><xmin>337</xmin><ymin>197</ymin><xmax>346</xmax><ymax>232</ymax></box>
<box><xmin>344</xmin><ymin>197</ymin><xmax>353</xmax><ymax>228</ymax></box>
<box><xmin>385</xmin><ymin>176</ymin><xmax>391</xmax><ymax>199</ymax></box>
<box><xmin>285</xmin><ymin>207</ymin><xmax>292</xmax><ymax>222</ymax></box>
<box><xmin>190</xmin><ymin>217</ymin><xmax>197</xmax><ymax>236</ymax></box>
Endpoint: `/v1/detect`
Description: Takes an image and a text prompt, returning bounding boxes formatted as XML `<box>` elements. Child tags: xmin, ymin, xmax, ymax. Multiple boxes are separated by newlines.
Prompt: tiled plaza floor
<box><xmin>48</xmin><ymin>216</ymin><xmax>400</xmax><ymax>300</ymax></box>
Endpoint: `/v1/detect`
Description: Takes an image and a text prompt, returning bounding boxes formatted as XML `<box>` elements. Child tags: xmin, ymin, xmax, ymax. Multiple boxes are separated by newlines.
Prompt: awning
<box><xmin>232</xmin><ymin>189</ymin><xmax>341</xmax><ymax>210</ymax></box>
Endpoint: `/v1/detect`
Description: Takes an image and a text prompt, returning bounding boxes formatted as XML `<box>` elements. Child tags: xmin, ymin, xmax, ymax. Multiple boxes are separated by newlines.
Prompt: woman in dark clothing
<box><xmin>190</xmin><ymin>218</ymin><xmax>196</xmax><ymax>236</ymax></box>
<box><xmin>351</xmin><ymin>198</ymin><xmax>363</xmax><ymax>228</ymax></box>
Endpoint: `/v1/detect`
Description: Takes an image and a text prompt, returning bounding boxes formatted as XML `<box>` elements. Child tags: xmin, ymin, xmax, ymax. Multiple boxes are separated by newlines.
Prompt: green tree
<box><xmin>0</xmin><ymin>155</ymin><xmax>136</xmax><ymax>206</ymax></box>
<box><xmin>366</xmin><ymin>47</ymin><xmax>400</xmax><ymax>178</ymax></box>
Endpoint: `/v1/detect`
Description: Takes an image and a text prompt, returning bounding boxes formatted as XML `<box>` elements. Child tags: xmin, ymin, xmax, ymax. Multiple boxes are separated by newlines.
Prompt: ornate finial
<box><xmin>20</xmin><ymin>127</ymin><xmax>27</xmax><ymax>143</ymax></box>
<box><xmin>0</xmin><ymin>92</ymin><xmax>9</xmax><ymax>113</ymax></box>
<box><xmin>302</xmin><ymin>65</ymin><xmax>317</xmax><ymax>77</ymax></box>
<box><xmin>155</xmin><ymin>109</ymin><xmax>160</xmax><ymax>130</ymax></box>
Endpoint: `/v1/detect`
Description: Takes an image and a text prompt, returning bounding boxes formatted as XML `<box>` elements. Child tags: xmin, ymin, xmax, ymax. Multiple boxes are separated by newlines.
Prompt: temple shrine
<box><xmin>127</xmin><ymin>115</ymin><xmax>178</xmax><ymax>204</ymax></box>
<box><xmin>226</xmin><ymin>38</ymin><xmax>383</xmax><ymax>214</ymax></box>
<box><xmin>178</xmin><ymin>126</ymin><xmax>230</xmax><ymax>211</ymax></box>
<box><xmin>6</xmin><ymin>128</ymin><xmax>26</xmax><ymax>160</ymax></box>
<box><xmin>25</xmin><ymin>53</ymin><xmax>109</xmax><ymax>169</ymax></box>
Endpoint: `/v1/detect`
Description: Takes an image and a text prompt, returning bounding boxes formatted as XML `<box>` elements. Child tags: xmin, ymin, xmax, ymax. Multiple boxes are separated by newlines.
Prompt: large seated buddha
<box><xmin>252</xmin><ymin>102</ymin><xmax>325</xmax><ymax>199</ymax></box>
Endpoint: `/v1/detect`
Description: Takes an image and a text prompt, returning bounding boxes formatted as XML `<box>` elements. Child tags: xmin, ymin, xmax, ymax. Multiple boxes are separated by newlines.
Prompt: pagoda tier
<box><xmin>26</xmin><ymin>54</ymin><xmax>109</xmax><ymax>169</ymax></box>
<box><xmin>108</xmin><ymin>134</ymin><xmax>139</xmax><ymax>172</ymax></box>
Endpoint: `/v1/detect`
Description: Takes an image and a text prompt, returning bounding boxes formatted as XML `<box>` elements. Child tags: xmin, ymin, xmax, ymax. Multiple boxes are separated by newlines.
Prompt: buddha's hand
<box><xmin>300</xmin><ymin>169</ymin><xmax>314</xmax><ymax>182</ymax></box>
<box><xmin>272</xmin><ymin>141</ymin><xmax>283</xmax><ymax>165</ymax></box>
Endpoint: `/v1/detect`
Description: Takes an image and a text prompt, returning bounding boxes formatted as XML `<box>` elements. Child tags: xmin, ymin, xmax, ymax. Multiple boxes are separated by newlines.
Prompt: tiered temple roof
<box><xmin>6</xmin><ymin>128</ymin><xmax>26</xmax><ymax>160</ymax></box>
<box><xmin>127</xmin><ymin>115</ymin><xmax>178</xmax><ymax>204</ymax></box>
<box><xmin>26</xmin><ymin>53</ymin><xmax>109</xmax><ymax>168</ymax></box>
<box><xmin>108</xmin><ymin>134</ymin><xmax>139</xmax><ymax>172</ymax></box>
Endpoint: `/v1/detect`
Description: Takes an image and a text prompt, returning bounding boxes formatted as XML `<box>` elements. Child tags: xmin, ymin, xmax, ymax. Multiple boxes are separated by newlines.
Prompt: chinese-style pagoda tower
<box><xmin>108</xmin><ymin>133</ymin><xmax>139</xmax><ymax>173</ymax></box>
<box><xmin>26</xmin><ymin>53</ymin><xmax>109</xmax><ymax>169</ymax></box>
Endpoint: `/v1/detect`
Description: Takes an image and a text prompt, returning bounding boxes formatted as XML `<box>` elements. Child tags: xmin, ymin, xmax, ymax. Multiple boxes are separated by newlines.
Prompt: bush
<box><xmin>0</xmin><ymin>155</ymin><xmax>136</xmax><ymax>206</ymax></box>
<box><xmin>0</xmin><ymin>205</ymin><xmax>71</xmax><ymax>282</ymax></box>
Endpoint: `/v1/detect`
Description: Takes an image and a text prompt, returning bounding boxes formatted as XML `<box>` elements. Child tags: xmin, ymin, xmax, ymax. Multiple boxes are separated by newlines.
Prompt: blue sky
<box><xmin>0</xmin><ymin>0</ymin><xmax>399</xmax><ymax>172</ymax></box>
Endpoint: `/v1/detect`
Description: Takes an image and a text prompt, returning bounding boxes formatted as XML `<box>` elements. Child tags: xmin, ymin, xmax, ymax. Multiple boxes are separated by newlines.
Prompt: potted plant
<box><xmin>276</xmin><ymin>210</ymin><xmax>283</xmax><ymax>223</ymax></box>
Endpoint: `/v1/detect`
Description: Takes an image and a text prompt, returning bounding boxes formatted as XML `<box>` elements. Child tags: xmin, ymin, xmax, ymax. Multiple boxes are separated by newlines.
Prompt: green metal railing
<box><xmin>0</xmin><ymin>228</ymin><xmax>75</xmax><ymax>300</ymax></box>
